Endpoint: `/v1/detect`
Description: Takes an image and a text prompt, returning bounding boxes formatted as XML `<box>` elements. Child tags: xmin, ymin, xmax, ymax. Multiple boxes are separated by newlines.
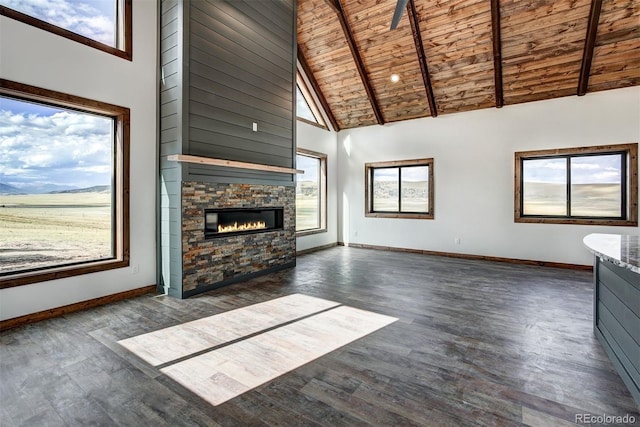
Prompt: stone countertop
<box><xmin>583</xmin><ymin>233</ymin><xmax>640</xmax><ymax>274</ymax></box>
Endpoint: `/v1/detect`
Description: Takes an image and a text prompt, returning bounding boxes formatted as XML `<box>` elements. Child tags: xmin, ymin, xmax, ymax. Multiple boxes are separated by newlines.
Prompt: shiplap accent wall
<box><xmin>158</xmin><ymin>0</ymin><xmax>296</xmax><ymax>295</ymax></box>
<box><xmin>159</xmin><ymin>0</ymin><xmax>296</xmax><ymax>189</ymax></box>
<box><xmin>159</xmin><ymin>0</ymin><xmax>183</xmax><ymax>294</ymax></box>
<box><xmin>186</xmin><ymin>0</ymin><xmax>296</xmax><ymax>185</ymax></box>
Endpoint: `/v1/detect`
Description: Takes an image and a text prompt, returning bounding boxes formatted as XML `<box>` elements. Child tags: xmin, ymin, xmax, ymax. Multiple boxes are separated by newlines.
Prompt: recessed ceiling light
<box><xmin>390</xmin><ymin>74</ymin><xmax>400</xmax><ymax>83</ymax></box>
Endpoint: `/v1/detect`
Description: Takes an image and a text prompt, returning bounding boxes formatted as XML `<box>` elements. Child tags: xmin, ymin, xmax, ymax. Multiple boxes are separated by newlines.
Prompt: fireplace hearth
<box><xmin>204</xmin><ymin>207</ymin><xmax>284</xmax><ymax>239</ymax></box>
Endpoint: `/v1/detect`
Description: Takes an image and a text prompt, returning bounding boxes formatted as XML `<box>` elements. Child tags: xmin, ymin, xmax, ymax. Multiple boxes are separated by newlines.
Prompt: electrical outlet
<box><xmin>132</xmin><ymin>264</ymin><xmax>140</xmax><ymax>274</ymax></box>
<box><xmin>454</xmin><ymin>237</ymin><xmax>461</xmax><ymax>245</ymax></box>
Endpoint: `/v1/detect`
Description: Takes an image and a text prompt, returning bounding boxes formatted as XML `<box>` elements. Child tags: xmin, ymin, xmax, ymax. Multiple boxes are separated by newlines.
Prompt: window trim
<box><xmin>514</xmin><ymin>143</ymin><xmax>638</xmax><ymax>226</ymax></box>
<box><xmin>296</xmin><ymin>148</ymin><xmax>327</xmax><ymax>236</ymax></box>
<box><xmin>0</xmin><ymin>0</ymin><xmax>133</xmax><ymax>61</ymax></box>
<box><xmin>365</xmin><ymin>158</ymin><xmax>434</xmax><ymax>220</ymax></box>
<box><xmin>0</xmin><ymin>79</ymin><xmax>130</xmax><ymax>289</ymax></box>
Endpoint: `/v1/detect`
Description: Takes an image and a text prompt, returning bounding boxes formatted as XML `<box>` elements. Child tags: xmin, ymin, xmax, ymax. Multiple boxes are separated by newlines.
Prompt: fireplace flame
<box><xmin>218</xmin><ymin>221</ymin><xmax>267</xmax><ymax>233</ymax></box>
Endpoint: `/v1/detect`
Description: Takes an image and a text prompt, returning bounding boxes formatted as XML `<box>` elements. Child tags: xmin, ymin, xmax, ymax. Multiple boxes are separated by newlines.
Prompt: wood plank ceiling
<box><xmin>297</xmin><ymin>0</ymin><xmax>640</xmax><ymax>130</ymax></box>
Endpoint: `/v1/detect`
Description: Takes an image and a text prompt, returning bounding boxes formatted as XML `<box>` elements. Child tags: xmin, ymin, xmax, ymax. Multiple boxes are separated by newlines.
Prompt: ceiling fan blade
<box><xmin>390</xmin><ymin>0</ymin><xmax>409</xmax><ymax>29</ymax></box>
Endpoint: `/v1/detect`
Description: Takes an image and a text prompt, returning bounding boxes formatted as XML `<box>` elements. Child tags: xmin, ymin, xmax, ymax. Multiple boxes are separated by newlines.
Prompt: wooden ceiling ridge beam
<box><xmin>297</xmin><ymin>46</ymin><xmax>340</xmax><ymax>131</ymax></box>
<box><xmin>577</xmin><ymin>0</ymin><xmax>603</xmax><ymax>96</ymax></box>
<box><xmin>323</xmin><ymin>0</ymin><xmax>385</xmax><ymax>125</ymax></box>
<box><xmin>407</xmin><ymin>0</ymin><xmax>438</xmax><ymax>117</ymax></box>
<box><xmin>490</xmin><ymin>0</ymin><xmax>504</xmax><ymax>108</ymax></box>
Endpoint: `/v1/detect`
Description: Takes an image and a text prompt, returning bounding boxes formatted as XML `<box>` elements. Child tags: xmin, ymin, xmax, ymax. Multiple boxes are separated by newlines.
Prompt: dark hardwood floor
<box><xmin>1</xmin><ymin>246</ymin><xmax>638</xmax><ymax>426</ymax></box>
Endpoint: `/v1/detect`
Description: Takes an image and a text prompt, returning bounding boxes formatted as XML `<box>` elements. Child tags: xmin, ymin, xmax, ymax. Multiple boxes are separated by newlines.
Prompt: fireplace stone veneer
<box><xmin>181</xmin><ymin>181</ymin><xmax>295</xmax><ymax>297</ymax></box>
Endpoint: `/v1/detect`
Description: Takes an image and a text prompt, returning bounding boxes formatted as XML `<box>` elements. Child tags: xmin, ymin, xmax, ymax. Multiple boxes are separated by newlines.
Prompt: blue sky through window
<box><xmin>523</xmin><ymin>155</ymin><xmax>622</xmax><ymax>184</ymax></box>
<box><xmin>297</xmin><ymin>154</ymin><xmax>318</xmax><ymax>182</ymax></box>
<box><xmin>0</xmin><ymin>0</ymin><xmax>116</xmax><ymax>46</ymax></box>
<box><xmin>374</xmin><ymin>166</ymin><xmax>428</xmax><ymax>182</ymax></box>
<box><xmin>296</xmin><ymin>86</ymin><xmax>317</xmax><ymax>123</ymax></box>
<box><xmin>571</xmin><ymin>155</ymin><xmax>621</xmax><ymax>184</ymax></box>
<box><xmin>0</xmin><ymin>96</ymin><xmax>113</xmax><ymax>194</ymax></box>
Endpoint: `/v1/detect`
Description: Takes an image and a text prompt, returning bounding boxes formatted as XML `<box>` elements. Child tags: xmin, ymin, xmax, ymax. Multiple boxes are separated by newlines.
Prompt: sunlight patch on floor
<box><xmin>118</xmin><ymin>294</ymin><xmax>340</xmax><ymax>366</ymax></box>
<box><xmin>118</xmin><ymin>294</ymin><xmax>397</xmax><ymax>406</ymax></box>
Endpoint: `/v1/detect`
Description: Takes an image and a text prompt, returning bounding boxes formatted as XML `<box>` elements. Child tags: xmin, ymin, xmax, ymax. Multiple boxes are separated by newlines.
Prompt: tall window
<box><xmin>296</xmin><ymin>149</ymin><xmax>327</xmax><ymax>234</ymax></box>
<box><xmin>296</xmin><ymin>72</ymin><xmax>326</xmax><ymax>129</ymax></box>
<box><xmin>365</xmin><ymin>159</ymin><xmax>434</xmax><ymax>219</ymax></box>
<box><xmin>0</xmin><ymin>80</ymin><xmax>130</xmax><ymax>288</ymax></box>
<box><xmin>0</xmin><ymin>0</ymin><xmax>132</xmax><ymax>60</ymax></box>
<box><xmin>515</xmin><ymin>144</ymin><xmax>638</xmax><ymax>226</ymax></box>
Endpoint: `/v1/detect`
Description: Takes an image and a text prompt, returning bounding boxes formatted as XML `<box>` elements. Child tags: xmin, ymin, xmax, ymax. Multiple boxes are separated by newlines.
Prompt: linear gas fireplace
<box><xmin>177</xmin><ymin>182</ymin><xmax>295</xmax><ymax>298</ymax></box>
<box><xmin>204</xmin><ymin>207</ymin><xmax>284</xmax><ymax>239</ymax></box>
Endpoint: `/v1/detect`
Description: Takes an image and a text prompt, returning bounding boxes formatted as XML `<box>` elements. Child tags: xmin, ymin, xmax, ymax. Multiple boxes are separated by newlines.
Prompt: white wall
<box><xmin>0</xmin><ymin>1</ymin><xmax>158</xmax><ymax>320</ymax></box>
<box><xmin>296</xmin><ymin>121</ymin><xmax>339</xmax><ymax>252</ymax></box>
<box><xmin>338</xmin><ymin>87</ymin><xmax>640</xmax><ymax>266</ymax></box>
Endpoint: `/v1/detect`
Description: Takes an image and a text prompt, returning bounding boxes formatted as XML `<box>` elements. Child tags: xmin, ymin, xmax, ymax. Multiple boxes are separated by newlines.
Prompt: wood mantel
<box><xmin>167</xmin><ymin>154</ymin><xmax>304</xmax><ymax>175</ymax></box>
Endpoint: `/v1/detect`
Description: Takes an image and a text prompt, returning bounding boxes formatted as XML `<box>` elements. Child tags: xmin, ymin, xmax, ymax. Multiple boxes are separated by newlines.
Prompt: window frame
<box><xmin>296</xmin><ymin>148</ymin><xmax>327</xmax><ymax>236</ymax></box>
<box><xmin>0</xmin><ymin>79</ymin><xmax>130</xmax><ymax>289</ymax></box>
<box><xmin>0</xmin><ymin>0</ymin><xmax>133</xmax><ymax>61</ymax></box>
<box><xmin>514</xmin><ymin>143</ymin><xmax>638</xmax><ymax>226</ymax></box>
<box><xmin>296</xmin><ymin>71</ymin><xmax>327</xmax><ymax>130</ymax></box>
<box><xmin>365</xmin><ymin>158</ymin><xmax>434</xmax><ymax>220</ymax></box>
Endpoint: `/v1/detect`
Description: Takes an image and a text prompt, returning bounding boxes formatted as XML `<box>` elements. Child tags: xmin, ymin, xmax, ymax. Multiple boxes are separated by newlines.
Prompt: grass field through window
<box><xmin>372</xmin><ymin>180</ymin><xmax>428</xmax><ymax>212</ymax></box>
<box><xmin>296</xmin><ymin>180</ymin><xmax>319</xmax><ymax>231</ymax></box>
<box><xmin>296</xmin><ymin>153</ymin><xmax>322</xmax><ymax>232</ymax></box>
<box><xmin>0</xmin><ymin>192</ymin><xmax>112</xmax><ymax>274</ymax></box>
<box><xmin>523</xmin><ymin>182</ymin><xmax>622</xmax><ymax>217</ymax></box>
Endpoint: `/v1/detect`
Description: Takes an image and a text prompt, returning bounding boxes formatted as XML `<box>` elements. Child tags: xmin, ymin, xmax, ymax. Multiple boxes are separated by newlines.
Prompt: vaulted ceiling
<box><xmin>297</xmin><ymin>0</ymin><xmax>640</xmax><ymax>130</ymax></box>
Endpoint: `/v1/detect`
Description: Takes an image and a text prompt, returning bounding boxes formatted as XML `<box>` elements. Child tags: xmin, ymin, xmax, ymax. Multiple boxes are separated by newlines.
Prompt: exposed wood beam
<box><xmin>490</xmin><ymin>0</ymin><xmax>504</xmax><ymax>108</ymax></box>
<box><xmin>407</xmin><ymin>0</ymin><xmax>437</xmax><ymax>117</ymax></box>
<box><xmin>324</xmin><ymin>0</ymin><xmax>385</xmax><ymax>125</ymax></box>
<box><xmin>297</xmin><ymin>46</ymin><xmax>340</xmax><ymax>131</ymax></box>
<box><xmin>324</xmin><ymin>0</ymin><xmax>339</xmax><ymax>14</ymax></box>
<box><xmin>578</xmin><ymin>0</ymin><xmax>603</xmax><ymax>96</ymax></box>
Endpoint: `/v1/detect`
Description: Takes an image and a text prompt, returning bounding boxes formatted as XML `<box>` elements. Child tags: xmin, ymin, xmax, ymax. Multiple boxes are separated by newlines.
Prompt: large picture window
<box><xmin>365</xmin><ymin>159</ymin><xmax>434</xmax><ymax>219</ymax></box>
<box><xmin>0</xmin><ymin>0</ymin><xmax>132</xmax><ymax>60</ymax></box>
<box><xmin>515</xmin><ymin>144</ymin><xmax>638</xmax><ymax>226</ymax></box>
<box><xmin>296</xmin><ymin>149</ymin><xmax>327</xmax><ymax>234</ymax></box>
<box><xmin>0</xmin><ymin>79</ymin><xmax>130</xmax><ymax>288</ymax></box>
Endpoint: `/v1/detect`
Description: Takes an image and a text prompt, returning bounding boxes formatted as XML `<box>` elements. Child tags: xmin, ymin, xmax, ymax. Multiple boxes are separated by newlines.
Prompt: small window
<box><xmin>365</xmin><ymin>159</ymin><xmax>434</xmax><ymax>219</ymax></box>
<box><xmin>296</xmin><ymin>72</ymin><xmax>326</xmax><ymax>129</ymax></box>
<box><xmin>296</xmin><ymin>149</ymin><xmax>327</xmax><ymax>235</ymax></box>
<box><xmin>515</xmin><ymin>144</ymin><xmax>638</xmax><ymax>226</ymax></box>
<box><xmin>0</xmin><ymin>79</ymin><xmax>130</xmax><ymax>288</ymax></box>
<box><xmin>0</xmin><ymin>0</ymin><xmax>132</xmax><ymax>60</ymax></box>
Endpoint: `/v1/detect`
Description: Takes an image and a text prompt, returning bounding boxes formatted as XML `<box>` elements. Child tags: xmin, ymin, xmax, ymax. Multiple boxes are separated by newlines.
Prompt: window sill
<box><xmin>515</xmin><ymin>217</ymin><xmax>637</xmax><ymax>227</ymax></box>
<box><xmin>366</xmin><ymin>212</ymin><xmax>434</xmax><ymax>220</ymax></box>
<box><xmin>297</xmin><ymin>117</ymin><xmax>328</xmax><ymax>130</ymax></box>
<box><xmin>296</xmin><ymin>228</ymin><xmax>327</xmax><ymax>237</ymax></box>
<box><xmin>0</xmin><ymin>258</ymin><xmax>129</xmax><ymax>289</ymax></box>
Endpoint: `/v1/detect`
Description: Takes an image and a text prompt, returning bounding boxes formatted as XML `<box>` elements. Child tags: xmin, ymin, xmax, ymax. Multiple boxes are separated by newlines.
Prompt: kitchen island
<box><xmin>584</xmin><ymin>233</ymin><xmax>639</xmax><ymax>406</ymax></box>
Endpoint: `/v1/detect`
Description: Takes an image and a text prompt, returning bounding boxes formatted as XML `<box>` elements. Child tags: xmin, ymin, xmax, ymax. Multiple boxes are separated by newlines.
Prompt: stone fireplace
<box><xmin>180</xmin><ymin>181</ymin><xmax>295</xmax><ymax>297</ymax></box>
